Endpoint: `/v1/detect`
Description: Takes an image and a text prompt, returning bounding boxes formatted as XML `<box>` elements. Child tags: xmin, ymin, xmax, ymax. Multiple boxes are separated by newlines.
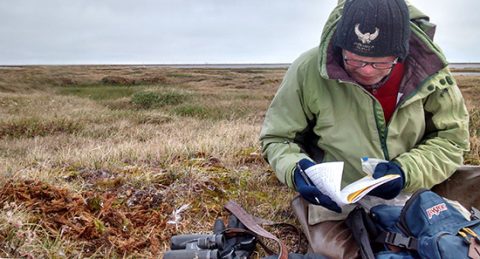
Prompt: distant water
<box><xmin>155</xmin><ymin>63</ymin><xmax>291</xmax><ymax>69</ymax></box>
<box><xmin>454</xmin><ymin>72</ymin><xmax>480</xmax><ymax>76</ymax></box>
<box><xmin>166</xmin><ymin>63</ymin><xmax>480</xmax><ymax>75</ymax></box>
<box><xmin>0</xmin><ymin>63</ymin><xmax>479</xmax><ymax>75</ymax></box>
<box><xmin>449</xmin><ymin>63</ymin><xmax>480</xmax><ymax>69</ymax></box>
<box><xmin>162</xmin><ymin>63</ymin><xmax>480</xmax><ymax>70</ymax></box>
<box><xmin>161</xmin><ymin>63</ymin><xmax>480</xmax><ymax>71</ymax></box>
<box><xmin>448</xmin><ymin>63</ymin><xmax>480</xmax><ymax>76</ymax></box>
<box><xmin>178</xmin><ymin>63</ymin><xmax>480</xmax><ymax>75</ymax></box>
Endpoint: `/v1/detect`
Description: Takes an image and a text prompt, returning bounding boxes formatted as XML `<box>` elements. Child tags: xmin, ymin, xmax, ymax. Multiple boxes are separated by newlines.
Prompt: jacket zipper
<box><xmin>339</xmin><ymin>80</ymin><xmax>391</xmax><ymax>159</ymax></box>
<box><xmin>383</xmin><ymin>77</ymin><xmax>435</xmax><ymax>160</ymax></box>
<box><xmin>342</xmin><ymin>76</ymin><xmax>434</xmax><ymax>161</ymax></box>
<box><xmin>354</xmin><ymin>82</ymin><xmax>390</xmax><ymax>159</ymax></box>
<box><xmin>373</xmin><ymin>101</ymin><xmax>389</xmax><ymax>159</ymax></box>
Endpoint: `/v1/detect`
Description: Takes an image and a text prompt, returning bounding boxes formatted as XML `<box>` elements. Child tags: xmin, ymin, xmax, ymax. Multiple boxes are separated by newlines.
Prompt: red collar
<box><xmin>366</xmin><ymin>63</ymin><xmax>405</xmax><ymax>122</ymax></box>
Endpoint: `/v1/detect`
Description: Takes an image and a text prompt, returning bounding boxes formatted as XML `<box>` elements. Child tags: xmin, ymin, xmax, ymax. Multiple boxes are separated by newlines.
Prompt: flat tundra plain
<box><xmin>0</xmin><ymin>65</ymin><xmax>478</xmax><ymax>257</ymax></box>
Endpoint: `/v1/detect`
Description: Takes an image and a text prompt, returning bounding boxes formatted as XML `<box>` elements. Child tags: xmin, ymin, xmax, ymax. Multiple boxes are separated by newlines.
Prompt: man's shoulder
<box><xmin>293</xmin><ymin>47</ymin><xmax>319</xmax><ymax>65</ymax></box>
<box><xmin>289</xmin><ymin>47</ymin><xmax>320</xmax><ymax>74</ymax></box>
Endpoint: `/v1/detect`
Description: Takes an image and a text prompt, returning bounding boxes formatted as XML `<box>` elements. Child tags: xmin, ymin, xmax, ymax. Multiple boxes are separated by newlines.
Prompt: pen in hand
<box><xmin>296</xmin><ymin>163</ymin><xmax>321</xmax><ymax>204</ymax></box>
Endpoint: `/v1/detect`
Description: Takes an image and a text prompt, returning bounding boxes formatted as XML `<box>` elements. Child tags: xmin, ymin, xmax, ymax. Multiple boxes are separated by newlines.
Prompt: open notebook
<box><xmin>304</xmin><ymin>162</ymin><xmax>400</xmax><ymax>207</ymax></box>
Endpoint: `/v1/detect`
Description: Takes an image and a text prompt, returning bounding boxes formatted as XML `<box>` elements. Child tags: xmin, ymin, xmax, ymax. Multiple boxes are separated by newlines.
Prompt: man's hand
<box><xmin>368</xmin><ymin>161</ymin><xmax>405</xmax><ymax>200</ymax></box>
<box><xmin>294</xmin><ymin>159</ymin><xmax>341</xmax><ymax>213</ymax></box>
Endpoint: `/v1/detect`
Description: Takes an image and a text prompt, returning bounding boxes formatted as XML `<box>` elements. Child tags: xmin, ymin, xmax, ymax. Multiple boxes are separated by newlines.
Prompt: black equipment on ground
<box><xmin>164</xmin><ymin>217</ymin><xmax>257</xmax><ymax>259</ymax></box>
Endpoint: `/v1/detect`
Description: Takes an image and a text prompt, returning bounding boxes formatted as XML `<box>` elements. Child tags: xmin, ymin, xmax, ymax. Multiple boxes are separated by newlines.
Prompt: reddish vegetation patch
<box><xmin>0</xmin><ymin>180</ymin><xmax>175</xmax><ymax>256</ymax></box>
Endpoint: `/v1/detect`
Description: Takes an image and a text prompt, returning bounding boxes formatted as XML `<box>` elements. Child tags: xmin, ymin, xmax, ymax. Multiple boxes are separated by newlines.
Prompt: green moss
<box><xmin>58</xmin><ymin>86</ymin><xmax>139</xmax><ymax>100</ymax></box>
<box><xmin>131</xmin><ymin>91</ymin><xmax>188</xmax><ymax>109</ymax></box>
<box><xmin>167</xmin><ymin>73</ymin><xmax>194</xmax><ymax>78</ymax></box>
<box><xmin>0</xmin><ymin>118</ymin><xmax>83</xmax><ymax>138</ymax></box>
<box><xmin>172</xmin><ymin>102</ymin><xmax>251</xmax><ymax>120</ymax></box>
<box><xmin>93</xmin><ymin>218</ymin><xmax>106</xmax><ymax>234</ymax></box>
<box><xmin>172</xmin><ymin>104</ymin><xmax>211</xmax><ymax>118</ymax></box>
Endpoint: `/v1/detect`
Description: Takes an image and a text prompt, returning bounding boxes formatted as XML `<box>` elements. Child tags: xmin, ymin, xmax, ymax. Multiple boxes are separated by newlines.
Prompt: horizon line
<box><xmin>1</xmin><ymin>62</ymin><xmax>480</xmax><ymax>67</ymax></box>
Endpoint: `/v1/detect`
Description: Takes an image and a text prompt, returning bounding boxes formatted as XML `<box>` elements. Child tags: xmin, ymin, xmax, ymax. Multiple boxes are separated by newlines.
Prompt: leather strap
<box><xmin>225</xmin><ymin>200</ymin><xmax>289</xmax><ymax>259</ymax></box>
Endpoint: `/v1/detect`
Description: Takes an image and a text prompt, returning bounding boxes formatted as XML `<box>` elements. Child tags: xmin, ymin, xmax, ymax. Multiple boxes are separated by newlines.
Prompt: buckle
<box><xmin>471</xmin><ymin>207</ymin><xmax>480</xmax><ymax>220</ymax></box>
<box><xmin>385</xmin><ymin>232</ymin><xmax>417</xmax><ymax>250</ymax></box>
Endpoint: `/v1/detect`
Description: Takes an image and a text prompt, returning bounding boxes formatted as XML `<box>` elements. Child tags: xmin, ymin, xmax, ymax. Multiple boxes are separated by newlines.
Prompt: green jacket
<box><xmin>260</xmin><ymin>2</ymin><xmax>470</xmax><ymax>193</ymax></box>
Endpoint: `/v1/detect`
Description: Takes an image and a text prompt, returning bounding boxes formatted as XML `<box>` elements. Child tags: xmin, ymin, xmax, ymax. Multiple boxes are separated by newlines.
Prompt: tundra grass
<box><xmin>0</xmin><ymin>66</ymin><xmax>477</xmax><ymax>257</ymax></box>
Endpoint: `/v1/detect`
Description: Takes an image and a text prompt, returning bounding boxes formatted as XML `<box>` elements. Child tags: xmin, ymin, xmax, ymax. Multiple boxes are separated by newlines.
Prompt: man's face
<box><xmin>342</xmin><ymin>50</ymin><xmax>397</xmax><ymax>86</ymax></box>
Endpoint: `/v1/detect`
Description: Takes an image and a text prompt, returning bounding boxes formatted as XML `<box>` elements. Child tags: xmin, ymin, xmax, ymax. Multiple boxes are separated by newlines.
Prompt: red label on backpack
<box><xmin>426</xmin><ymin>203</ymin><xmax>448</xmax><ymax>219</ymax></box>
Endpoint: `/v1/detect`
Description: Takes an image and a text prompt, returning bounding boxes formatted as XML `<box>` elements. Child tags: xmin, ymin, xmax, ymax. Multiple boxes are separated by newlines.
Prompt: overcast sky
<box><xmin>0</xmin><ymin>0</ymin><xmax>478</xmax><ymax>65</ymax></box>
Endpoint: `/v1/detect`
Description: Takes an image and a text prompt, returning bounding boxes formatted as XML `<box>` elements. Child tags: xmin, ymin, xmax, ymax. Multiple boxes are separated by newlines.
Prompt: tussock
<box><xmin>0</xmin><ymin>65</ymin><xmax>477</xmax><ymax>256</ymax></box>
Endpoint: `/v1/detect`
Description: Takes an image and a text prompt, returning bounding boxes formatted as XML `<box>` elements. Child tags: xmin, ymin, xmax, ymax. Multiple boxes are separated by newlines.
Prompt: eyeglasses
<box><xmin>343</xmin><ymin>56</ymin><xmax>398</xmax><ymax>70</ymax></box>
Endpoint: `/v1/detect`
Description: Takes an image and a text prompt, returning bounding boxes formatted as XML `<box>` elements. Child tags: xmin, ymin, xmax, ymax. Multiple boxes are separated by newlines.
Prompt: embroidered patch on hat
<box><xmin>334</xmin><ymin>0</ymin><xmax>410</xmax><ymax>58</ymax></box>
<box><xmin>426</xmin><ymin>203</ymin><xmax>448</xmax><ymax>219</ymax></box>
<box><xmin>354</xmin><ymin>24</ymin><xmax>379</xmax><ymax>44</ymax></box>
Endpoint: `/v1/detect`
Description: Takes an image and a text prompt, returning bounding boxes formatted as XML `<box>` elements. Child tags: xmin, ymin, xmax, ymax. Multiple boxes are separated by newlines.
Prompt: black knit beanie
<box><xmin>334</xmin><ymin>0</ymin><xmax>410</xmax><ymax>59</ymax></box>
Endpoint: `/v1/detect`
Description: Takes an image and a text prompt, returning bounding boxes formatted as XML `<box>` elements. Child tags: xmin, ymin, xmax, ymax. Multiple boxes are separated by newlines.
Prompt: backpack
<box><xmin>346</xmin><ymin>189</ymin><xmax>480</xmax><ymax>259</ymax></box>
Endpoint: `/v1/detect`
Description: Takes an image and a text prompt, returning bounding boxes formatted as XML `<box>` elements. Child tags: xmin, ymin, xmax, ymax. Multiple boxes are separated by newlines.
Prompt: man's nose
<box><xmin>358</xmin><ymin>64</ymin><xmax>377</xmax><ymax>74</ymax></box>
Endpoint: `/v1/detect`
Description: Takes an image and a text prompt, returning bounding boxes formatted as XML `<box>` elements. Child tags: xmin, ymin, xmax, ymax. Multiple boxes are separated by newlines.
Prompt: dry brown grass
<box><xmin>0</xmin><ymin>65</ymin><xmax>293</xmax><ymax>257</ymax></box>
<box><xmin>457</xmin><ymin>75</ymin><xmax>480</xmax><ymax>164</ymax></box>
<box><xmin>0</xmin><ymin>65</ymin><xmax>478</xmax><ymax>257</ymax></box>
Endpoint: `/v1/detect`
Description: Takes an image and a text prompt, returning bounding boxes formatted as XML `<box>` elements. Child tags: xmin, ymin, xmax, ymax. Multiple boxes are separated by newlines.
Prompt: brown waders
<box><xmin>291</xmin><ymin>165</ymin><xmax>480</xmax><ymax>259</ymax></box>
